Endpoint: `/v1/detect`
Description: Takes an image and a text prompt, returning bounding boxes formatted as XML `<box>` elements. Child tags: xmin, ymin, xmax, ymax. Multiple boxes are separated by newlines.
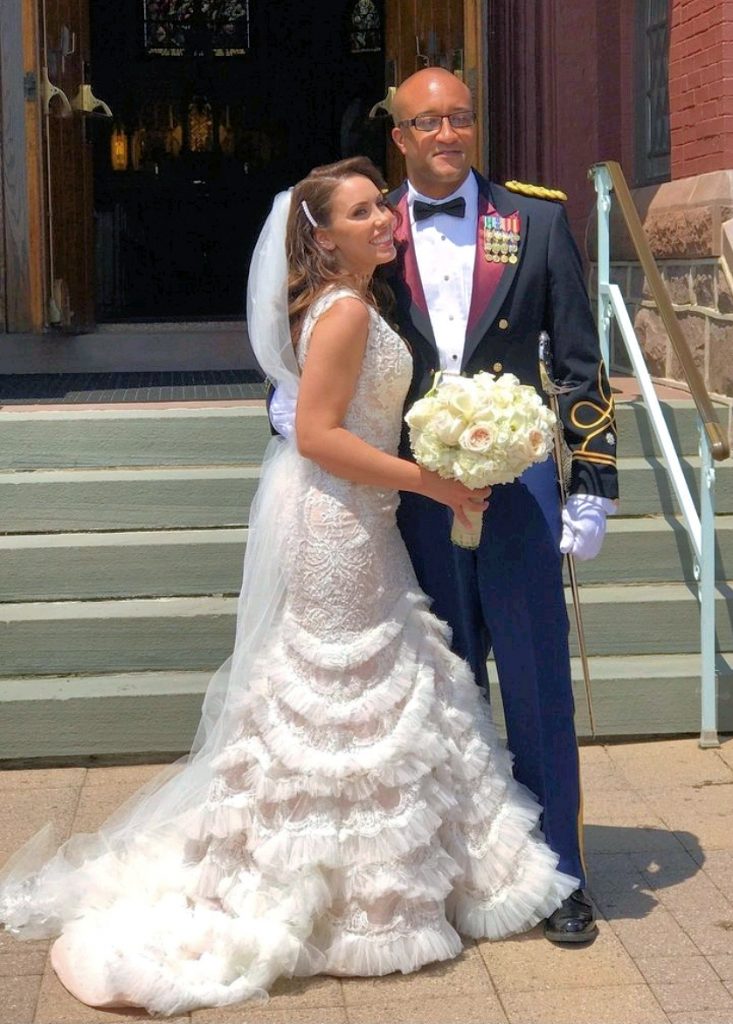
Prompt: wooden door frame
<box><xmin>464</xmin><ymin>0</ymin><xmax>489</xmax><ymax>176</ymax></box>
<box><xmin>384</xmin><ymin>0</ymin><xmax>489</xmax><ymax>185</ymax></box>
<box><xmin>0</xmin><ymin>0</ymin><xmax>47</xmax><ymax>333</ymax></box>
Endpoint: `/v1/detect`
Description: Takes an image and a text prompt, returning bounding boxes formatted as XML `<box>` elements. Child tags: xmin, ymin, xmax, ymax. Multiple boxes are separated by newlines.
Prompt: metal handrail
<box><xmin>591</xmin><ymin>160</ymin><xmax>729</xmax><ymax>462</ymax></box>
<box><xmin>590</xmin><ymin>160</ymin><xmax>725</xmax><ymax>748</ymax></box>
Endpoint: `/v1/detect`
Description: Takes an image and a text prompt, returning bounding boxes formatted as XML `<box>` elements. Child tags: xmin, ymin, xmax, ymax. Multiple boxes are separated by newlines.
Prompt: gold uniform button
<box><xmin>493</xmin><ymin>362</ymin><xmax>503</xmax><ymax>373</ymax></box>
<box><xmin>498</xmin><ymin>318</ymin><xmax>509</xmax><ymax>330</ymax></box>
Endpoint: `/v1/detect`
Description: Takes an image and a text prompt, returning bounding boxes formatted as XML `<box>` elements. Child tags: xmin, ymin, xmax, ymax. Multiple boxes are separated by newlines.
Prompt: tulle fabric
<box><xmin>0</xmin><ymin>287</ymin><xmax>579</xmax><ymax>1016</ymax></box>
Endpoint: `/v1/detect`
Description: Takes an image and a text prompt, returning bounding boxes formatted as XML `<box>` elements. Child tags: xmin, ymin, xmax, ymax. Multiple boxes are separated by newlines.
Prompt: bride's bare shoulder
<box><xmin>311</xmin><ymin>292</ymin><xmax>371</xmax><ymax>338</ymax></box>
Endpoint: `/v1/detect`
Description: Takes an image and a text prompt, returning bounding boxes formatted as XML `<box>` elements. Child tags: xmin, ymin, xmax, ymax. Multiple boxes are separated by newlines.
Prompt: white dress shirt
<box><xmin>407</xmin><ymin>174</ymin><xmax>478</xmax><ymax>373</ymax></box>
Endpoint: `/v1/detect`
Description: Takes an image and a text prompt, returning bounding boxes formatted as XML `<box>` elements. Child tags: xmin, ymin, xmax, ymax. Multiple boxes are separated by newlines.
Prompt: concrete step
<box><xmin>0</xmin><ymin>399</ymin><xmax>724</xmax><ymax>472</ymax></box>
<box><xmin>1</xmin><ymin>583</ymin><xmax>731</xmax><ymax>677</ymax></box>
<box><xmin>0</xmin><ymin>466</ymin><xmax>259</xmax><ymax>533</ymax></box>
<box><xmin>0</xmin><ymin>596</ymin><xmax>237</xmax><ymax>677</ymax></box>
<box><xmin>570</xmin><ymin>581</ymin><xmax>733</xmax><ymax>657</ymax></box>
<box><xmin>489</xmin><ymin>652</ymin><xmax>733</xmax><ymax>740</ymax></box>
<box><xmin>2</xmin><ymin>455</ymin><xmax>732</xmax><ymax>534</ymax></box>
<box><xmin>0</xmin><ymin>529</ymin><xmax>247</xmax><ymax>601</ymax></box>
<box><xmin>611</xmin><ymin>456</ymin><xmax>733</xmax><ymax>516</ymax></box>
<box><xmin>0</xmin><ymin>406</ymin><xmax>271</xmax><ymax>470</ymax></box>
<box><xmin>1</xmin><ymin>514</ymin><xmax>730</xmax><ymax>603</ymax></box>
<box><xmin>2</xmin><ymin>653</ymin><xmax>730</xmax><ymax>760</ymax></box>
<box><xmin>574</xmin><ymin>515</ymin><xmax>733</xmax><ymax>585</ymax></box>
<box><xmin>614</xmin><ymin>399</ymin><xmax>729</xmax><ymax>459</ymax></box>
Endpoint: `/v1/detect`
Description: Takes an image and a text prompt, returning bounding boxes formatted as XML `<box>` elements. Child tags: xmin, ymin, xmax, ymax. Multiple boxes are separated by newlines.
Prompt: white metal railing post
<box><xmin>699</xmin><ymin>425</ymin><xmax>719</xmax><ymax>747</ymax></box>
<box><xmin>590</xmin><ymin>164</ymin><xmax>720</xmax><ymax>747</ymax></box>
<box><xmin>593</xmin><ymin>165</ymin><xmax>613</xmax><ymax>370</ymax></box>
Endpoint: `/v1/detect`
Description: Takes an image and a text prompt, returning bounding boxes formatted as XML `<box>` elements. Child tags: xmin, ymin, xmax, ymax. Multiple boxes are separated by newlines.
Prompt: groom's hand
<box><xmin>269</xmin><ymin>382</ymin><xmax>297</xmax><ymax>440</ymax></box>
<box><xmin>560</xmin><ymin>494</ymin><xmax>617</xmax><ymax>561</ymax></box>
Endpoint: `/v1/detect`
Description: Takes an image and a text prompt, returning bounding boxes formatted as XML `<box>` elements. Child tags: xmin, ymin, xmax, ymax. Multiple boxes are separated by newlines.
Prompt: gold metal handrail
<box><xmin>592</xmin><ymin>160</ymin><xmax>729</xmax><ymax>462</ymax></box>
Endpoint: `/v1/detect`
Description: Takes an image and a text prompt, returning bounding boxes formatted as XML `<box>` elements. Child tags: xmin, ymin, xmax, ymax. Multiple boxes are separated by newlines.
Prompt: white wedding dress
<box><xmin>0</xmin><ymin>289</ymin><xmax>577</xmax><ymax>1016</ymax></box>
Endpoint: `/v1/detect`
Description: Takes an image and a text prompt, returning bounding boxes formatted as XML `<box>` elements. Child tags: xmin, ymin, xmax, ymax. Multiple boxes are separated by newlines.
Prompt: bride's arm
<box><xmin>296</xmin><ymin>297</ymin><xmax>488</xmax><ymax>526</ymax></box>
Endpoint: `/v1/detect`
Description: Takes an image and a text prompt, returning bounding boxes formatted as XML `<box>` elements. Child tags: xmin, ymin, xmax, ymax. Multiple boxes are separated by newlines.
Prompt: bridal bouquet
<box><xmin>405</xmin><ymin>371</ymin><xmax>557</xmax><ymax>549</ymax></box>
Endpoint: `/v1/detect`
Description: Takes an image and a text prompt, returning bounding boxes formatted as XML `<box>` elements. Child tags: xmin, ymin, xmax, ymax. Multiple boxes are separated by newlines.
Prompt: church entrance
<box><xmin>90</xmin><ymin>0</ymin><xmax>387</xmax><ymax>322</ymax></box>
<box><xmin>29</xmin><ymin>0</ymin><xmax>486</xmax><ymax>333</ymax></box>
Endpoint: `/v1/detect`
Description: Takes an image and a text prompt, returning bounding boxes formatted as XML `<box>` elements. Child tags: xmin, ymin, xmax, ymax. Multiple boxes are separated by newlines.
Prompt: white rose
<box><xmin>431</xmin><ymin>409</ymin><xmax>467</xmax><ymax>446</ymax></box>
<box><xmin>439</xmin><ymin>383</ymin><xmax>479</xmax><ymax>420</ymax></box>
<box><xmin>405</xmin><ymin>396</ymin><xmax>440</xmax><ymax>432</ymax></box>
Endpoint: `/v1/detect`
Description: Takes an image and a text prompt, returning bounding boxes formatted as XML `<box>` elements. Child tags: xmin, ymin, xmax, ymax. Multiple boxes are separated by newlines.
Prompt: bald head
<box><xmin>391</xmin><ymin>69</ymin><xmax>476</xmax><ymax>199</ymax></box>
<box><xmin>392</xmin><ymin>68</ymin><xmax>473</xmax><ymax>124</ymax></box>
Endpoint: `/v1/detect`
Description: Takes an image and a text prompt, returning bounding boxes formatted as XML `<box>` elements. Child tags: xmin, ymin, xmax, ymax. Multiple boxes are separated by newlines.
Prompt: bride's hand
<box><xmin>419</xmin><ymin>472</ymin><xmax>491</xmax><ymax>529</ymax></box>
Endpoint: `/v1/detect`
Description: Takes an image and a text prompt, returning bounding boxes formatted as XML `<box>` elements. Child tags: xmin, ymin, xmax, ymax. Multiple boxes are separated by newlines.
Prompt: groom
<box><xmin>387</xmin><ymin>68</ymin><xmax>618</xmax><ymax>944</ymax></box>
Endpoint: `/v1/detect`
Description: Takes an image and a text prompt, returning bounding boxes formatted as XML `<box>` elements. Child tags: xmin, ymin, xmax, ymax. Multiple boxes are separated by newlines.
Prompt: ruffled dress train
<box><xmin>0</xmin><ymin>290</ymin><xmax>577</xmax><ymax>1015</ymax></box>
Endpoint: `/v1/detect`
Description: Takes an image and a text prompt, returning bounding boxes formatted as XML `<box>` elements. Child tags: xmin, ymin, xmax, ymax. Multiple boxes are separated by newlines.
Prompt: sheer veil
<box><xmin>0</xmin><ymin>191</ymin><xmax>302</xmax><ymax>940</ymax></box>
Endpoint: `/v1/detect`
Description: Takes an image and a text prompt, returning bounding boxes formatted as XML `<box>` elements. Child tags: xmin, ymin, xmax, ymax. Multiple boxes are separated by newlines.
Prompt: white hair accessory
<box><xmin>301</xmin><ymin>200</ymin><xmax>318</xmax><ymax>228</ymax></box>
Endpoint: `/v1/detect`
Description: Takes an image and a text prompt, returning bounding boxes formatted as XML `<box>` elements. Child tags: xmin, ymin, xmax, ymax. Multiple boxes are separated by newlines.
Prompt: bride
<box><xmin>0</xmin><ymin>156</ymin><xmax>577</xmax><ymax>1016</ymax></box>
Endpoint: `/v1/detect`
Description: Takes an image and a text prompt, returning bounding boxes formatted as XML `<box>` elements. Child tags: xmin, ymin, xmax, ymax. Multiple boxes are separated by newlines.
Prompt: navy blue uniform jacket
<box><xmin>387</xmin><ymin>171</ymin><xmax>618</xmax><ymax>501</ymax></box>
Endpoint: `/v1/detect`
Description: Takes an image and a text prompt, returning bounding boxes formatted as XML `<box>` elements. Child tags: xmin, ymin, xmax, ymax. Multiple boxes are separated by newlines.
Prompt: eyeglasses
<box><xmin>397</xmin><ymin>111</ymin><xmax>476</xmax><ymax>132</ymax></box>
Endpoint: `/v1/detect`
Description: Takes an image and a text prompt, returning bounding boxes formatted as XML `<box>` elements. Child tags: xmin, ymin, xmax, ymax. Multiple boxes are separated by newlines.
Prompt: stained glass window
<box><xmin>350</xmin><ymin>0</ymin><xmax>381</xmax><ymax>54</ymax></box>
<box><xmin>143</xmin><ymin>0</ymin><xmax>250</xmax><ymax>57</ymax></box>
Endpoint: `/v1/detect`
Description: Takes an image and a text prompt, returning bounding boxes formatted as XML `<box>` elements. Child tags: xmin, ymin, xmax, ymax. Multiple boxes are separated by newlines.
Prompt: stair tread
<box><xmin>2</xmin><ymin>652</ymin><xmax>731</xmax><ymax>699</ymax></box>
<box><xmin>0</xmin><ymin>595</ymin><xmax>237</xmax><ymax>622</ymax></box>
<box><xmin>0</xmin><ymin>528</ymin><xmax>247</xmax><ymax>551</ymax></box>
<box><xmin>0</xmin><ymin>405</ymin><xmax>268</xmax><ymax>423</ymax></box>
<box><xmin>0</xmin><ymin>465</ymin><xmax>262</xmax><ymax>481</ymax></box>
<box><xmin>0</xmin><ymin>671</ymin><xmax>211</xmax><ymax>701</ymax></box>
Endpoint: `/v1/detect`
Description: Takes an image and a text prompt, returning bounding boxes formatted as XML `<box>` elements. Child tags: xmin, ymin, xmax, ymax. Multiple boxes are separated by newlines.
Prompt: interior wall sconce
<box><xmin>188</xmin><ymin>96</ymin><xmax>214</xmax><ymax>152</ymax></box>
<box><xmin>110</xmin><ymin>123</ymin><xmax>129</xmax><ymax>170</ymax></box>
<box><xmin>166</xmin><ymin>104</ymin><xmax>183</xmax><ymax>157</ymax></box>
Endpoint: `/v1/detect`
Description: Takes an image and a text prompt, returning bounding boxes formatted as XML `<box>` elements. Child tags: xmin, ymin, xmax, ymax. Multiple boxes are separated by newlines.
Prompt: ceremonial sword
<box><xmin>538</xmin><ymin>331</ymin><xmax>597</xmax><ymax>738</ymax></box>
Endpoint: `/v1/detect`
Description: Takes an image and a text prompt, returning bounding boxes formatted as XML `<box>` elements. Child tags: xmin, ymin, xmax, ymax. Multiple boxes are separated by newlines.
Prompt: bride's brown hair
<box><xmin>286</xmin><ymin>156</ymin><xmax>396</xmax><ymax>341</ymax></box>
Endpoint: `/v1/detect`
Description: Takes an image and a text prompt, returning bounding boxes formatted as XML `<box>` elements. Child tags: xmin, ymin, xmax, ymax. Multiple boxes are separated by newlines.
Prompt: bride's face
<box><xmin>315</xmin><ymin>175</ymin><xmax>395</xmax><ymax>277</ymax></box>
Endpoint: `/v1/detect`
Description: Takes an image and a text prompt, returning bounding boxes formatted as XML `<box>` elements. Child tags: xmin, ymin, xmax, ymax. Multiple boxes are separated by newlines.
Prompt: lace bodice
<box><xmin>296</xmin><ymin>288</ymin><xmax>412</xmax><ymax>456</ymax></box>
<box><xmin>284</xmin><ymin>288</ymin><xmax>417</xmax><ymax>644</ymax></box>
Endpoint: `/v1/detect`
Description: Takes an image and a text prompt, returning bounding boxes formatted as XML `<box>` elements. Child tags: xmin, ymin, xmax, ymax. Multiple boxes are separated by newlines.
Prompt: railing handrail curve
<box><xmin>590</xmin><ymin>160</ymin><xmax>729</xmax><ymax>463</ymax></box>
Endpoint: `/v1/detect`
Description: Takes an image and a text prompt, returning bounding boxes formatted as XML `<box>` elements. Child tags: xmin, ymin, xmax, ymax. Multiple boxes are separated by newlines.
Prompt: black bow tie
<box><xmin>413</xmin><ymin>197</ymin><xmax>466</xmax><ymax>222</ymax></box>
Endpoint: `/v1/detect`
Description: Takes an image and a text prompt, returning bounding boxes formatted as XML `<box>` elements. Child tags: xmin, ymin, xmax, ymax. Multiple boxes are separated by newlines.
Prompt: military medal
<box><xmin>483</xmin><ymin>213</ymin><xmax>521</xmax><ymax>264</ymax></box>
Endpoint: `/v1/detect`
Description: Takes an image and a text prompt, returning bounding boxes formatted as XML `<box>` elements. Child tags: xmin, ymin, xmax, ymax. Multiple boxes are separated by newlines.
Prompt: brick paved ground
<box><xmin>2</xmin><ymin>737</ymin><xmax>733</xmax><ymax>1024</ymax></box>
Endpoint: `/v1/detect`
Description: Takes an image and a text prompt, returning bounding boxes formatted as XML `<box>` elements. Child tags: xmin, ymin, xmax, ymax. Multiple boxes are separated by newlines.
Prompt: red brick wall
<box><xmin>670</xmin><ymin>0</ymin><xmax>733</xmax><ymax>177</ymax></box>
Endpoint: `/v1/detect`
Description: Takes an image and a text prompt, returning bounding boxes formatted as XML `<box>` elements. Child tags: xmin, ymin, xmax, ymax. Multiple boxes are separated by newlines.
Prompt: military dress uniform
<box><xmin>388</xmin><ymin>169</ymin><xmax>618</xmax><ymax>889</ymax></box>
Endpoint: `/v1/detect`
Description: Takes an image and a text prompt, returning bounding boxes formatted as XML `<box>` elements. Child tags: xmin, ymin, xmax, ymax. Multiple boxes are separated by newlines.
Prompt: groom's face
<box><xmin>391</xmin><ymin>74</ymin><xmax>476</xmax><ymax>199</ymax></box>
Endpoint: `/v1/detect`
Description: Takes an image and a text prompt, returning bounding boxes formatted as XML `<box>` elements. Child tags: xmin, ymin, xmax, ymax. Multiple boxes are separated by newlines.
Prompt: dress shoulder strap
<box><xmin>296</xmin><ymin>287</ymin><xmax>370</xmax><ymax>365</ymax></box>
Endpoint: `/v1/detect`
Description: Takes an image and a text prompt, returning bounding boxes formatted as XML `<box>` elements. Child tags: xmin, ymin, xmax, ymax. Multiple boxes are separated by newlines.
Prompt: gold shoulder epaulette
<box><xmin>504</xmin><ymin>180</ymin><xmax>568</xmax><ymax>202</ymax></box>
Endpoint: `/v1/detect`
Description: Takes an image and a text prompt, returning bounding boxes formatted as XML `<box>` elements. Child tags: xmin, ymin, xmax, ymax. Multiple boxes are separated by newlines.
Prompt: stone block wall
<box><xmin>593</xmin><ymin>258</ymin><xmax>733</xmax><ymax>394</ymax></box>
<box><xmin>589</xmin><ymin>169</ymin><xmax>733</xmax><ymax>396</ymax></box>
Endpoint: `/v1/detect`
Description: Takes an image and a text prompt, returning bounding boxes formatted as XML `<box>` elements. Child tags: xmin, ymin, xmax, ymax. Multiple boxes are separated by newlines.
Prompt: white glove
<box><xmin>269</xmin><ymin>380</ymin><xmax>298</xmax><ymax>441</ymax></box>
<box><xmin>560</xmin><ymin>494</ymin><xmax>617</xmax><ymax>561</ymax></box>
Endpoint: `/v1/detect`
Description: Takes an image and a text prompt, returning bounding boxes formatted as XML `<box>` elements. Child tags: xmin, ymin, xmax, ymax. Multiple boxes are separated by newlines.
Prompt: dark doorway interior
<box><xmin>90</xmin><ymin>0</ymin><xmax>387</xmax><ymax>321</ymax></box>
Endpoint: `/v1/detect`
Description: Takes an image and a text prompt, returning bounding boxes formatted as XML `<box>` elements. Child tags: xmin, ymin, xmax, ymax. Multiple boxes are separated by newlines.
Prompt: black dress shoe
<box><xmin>544</xmin><ymin>888</ymin><xmax>598</xmax><ymax>944</ymax></box>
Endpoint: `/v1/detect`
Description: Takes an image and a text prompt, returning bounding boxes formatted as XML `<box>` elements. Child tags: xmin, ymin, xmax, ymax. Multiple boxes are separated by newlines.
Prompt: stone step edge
<box><xmin>2</xmin><ymin>581</ymin><xmax>731</xmax><ymax>623</ymax></box>
<box><xmin>0</xmin><ymin>405</ymin><xmax>267</xmax><ymax>423</ymax></box>
<box><xmin>1</xmin><ymin>515</ymin><xmax>732</xmax><ymax>550</ymax></box>
<box><xmin>0</xmin><ymin>527</ymin><xmax>248</xmax><ymax>552</ymax></box>
<box><xmin>0</xmin><ymin>397</ymin><xmax>722</xmax><ymax>422</ymax></box>
<box><xmin>1</xmin><ymin>652</ymin><xmax>730</xmax><ymax>702</ymax></box>
<box><xmin>1</xmin><ymin>454</ymin><xmax>729</xmax><ymax>486</ymax></box>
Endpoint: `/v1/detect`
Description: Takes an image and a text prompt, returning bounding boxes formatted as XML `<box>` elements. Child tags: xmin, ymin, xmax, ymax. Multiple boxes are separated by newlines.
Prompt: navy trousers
<box><xmin>396</xmin><ymin>458</ymin><xmax>585</xmax><ymax>886</ymax></box>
